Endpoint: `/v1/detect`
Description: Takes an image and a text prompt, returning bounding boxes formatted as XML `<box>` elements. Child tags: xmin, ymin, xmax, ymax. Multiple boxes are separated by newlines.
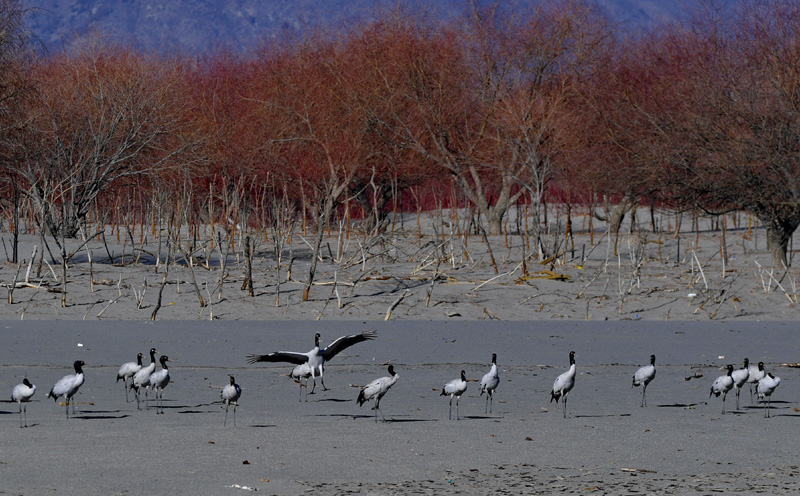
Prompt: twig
<box><xmin>97</xmin><ymin>295</ymin><xmax>124</xmax><ymax>318</ymax></box>
<box><xmin>151</xmin><ymin>239</ymin><xmax>174</xmax><ymax>321</ymax></box>
<box><xmin>1</xmin><ymin>237</ymin><xmax>8</xmax><ymax>262</ymax></box>
<box><xmin>24</xmin><ymin>246</ymin><xmax>36</xmax><ymax>283</ymax></box>
<box><xmin>691</xmin><ymin>251</ymin><xmax>708</xmax><ymax>291</ymax></box>
<box><xmin>240</xmin><ymin>235</ymin><xmax>254</xmax><ymax>297</ymax></box>
<box><xmin>298</xmin><ymin>235</ymin><xmax>325</xmax><ymax>262</ymax></box>
<box><xmin>472</xmin><ymin>269</ymin><xmax>514</xmax><ymax>291</ymax></box>
<box><xmin>385</xmin><ymin>289</ymin><xmax>410</xmax><ymax>321</ymax></box>
<box><xmin>88</xmin><ymin>250</ymin><xmax>94</xmax><ymax>292</ymax></box>
<box><xmin>577</xmin><ymin>263</ymin><xmax>605</xmax><ymax>299</ymax></box>
<box><xmin>412</xmin><ymin>240</ymin><xmax>449</xmax><ymax>275</ymax></box>
<box><xmin>480</xmin><ymin>225</ymin><xmax>498</xmax><ymax>274</ymax></box>
<box><xmin>426</xmin><ymin>261</ymin><xmax>441</xmax><ymax>307</ymax></box>
<box><xmin>175</xmin><ymin>239</ymin><xmax>205</xmax><ymax>307</ymax></box>
<box><xmin>205</xmin><ymin>282</ymin><xmax>214</xmax><ymax>320</ymax></box>
<box><xmin>482</xmin><ymin>307</ymin><xmax>500</xmax><ymax>320</ymax></box>
<box><xmin>18</xmin><ymin>275</ymin><xmax>48</xmax><ymax>320</ymax></box>
<box><xmin>82</xmin><ymin>302</ymin><xmax>97</xmax><ymax>320</ymax></box>
<box><xmin>349</xmin><ymin>269</ymin><xmax>372</xmax><ymax>296</ymax></box>
<box><xmin>132</xmin><ymin>278</ymin><xmax>147</xmax><ymax>309</ymax></box>
<box><xmin>43</xmin><ymin>258</ymin><xmax>59</xmax><ymax>283</ymax></box>
<box><xmin>710</xmin><ymin>290</ymin><xmax>730</xmax><ymax>319</ymax></box>
<box><xmin>7</xmin><ymin>261</ymin><xmax>22</xmax><ymax>304</ymax></box>
<box><xmin>316</xmin><ymin>272</ymin><xmax>338</xmax><ymax>320</ymax></box>
<box><xmin>755</xmin><ymin>261</ymin><xmax>794</xmax><ymax>303</ymax></box>
<box><xmin>617</xmin><ymin>253</ymin><xmax>624</xmax><ymax>314</ymax></box>
<box><xmin>472</xmin><ymin>259</ymin><xmax>525</xmax><ymax>292</ymax></box>
<box><xmin>579</xmin><ymin>230</ymin><xmax>609</xmax><ymax>264</ymax></box>
<box><xmin>782</xmin><ymin>263</ymin><xmax>798</xmax><ymax>303</ymax></box>
<box><xmin>598</xmin><ymin>274</ymin><xmax>611</xmax><ymax>305</ymax></box>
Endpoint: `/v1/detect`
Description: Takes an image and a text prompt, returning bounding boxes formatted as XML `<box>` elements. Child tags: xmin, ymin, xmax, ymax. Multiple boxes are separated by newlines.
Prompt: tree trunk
<box><xmin>303</xmin><ymin>196</ymin><xmax>335</xmax><ymax>301</ymax></box>
<box><xmin>11</xmin><ymin>186</ymin><xmax>19</xmax><ymax>264</ymax></box>
<box><xmin>352</xmin><ymin>180</ymin><xmax>391</xmax><ymax>233</ymax></box>
<box><xmin>595</xmin><ymin>197</ymin><xmax>633</xmax><ymax>234</ymax></box>
<box><xmin>760</xmin><ymin>214</ymin><xmax>800</xmax><ymax>268</ymax></box>
<box><xmin>487</xmin><ymin>213</ymin><xmax>504</xmax><ymax>236</ymax></box>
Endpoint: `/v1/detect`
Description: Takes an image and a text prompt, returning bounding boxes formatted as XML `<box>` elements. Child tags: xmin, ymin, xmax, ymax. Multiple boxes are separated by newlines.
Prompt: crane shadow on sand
<box><xmin>72</xmin><ymin>410</ymin><xmax>132</xmax><ymax>420</ymax></box>
<box><xmin>319</xmin><ymin>413</ymin><xmax>435</xmax><ymax>423</ymax></box>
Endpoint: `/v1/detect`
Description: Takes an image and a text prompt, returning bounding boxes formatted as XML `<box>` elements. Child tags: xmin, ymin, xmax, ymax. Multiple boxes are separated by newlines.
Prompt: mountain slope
<box><xmin>23</xmin><ymin>0</ymin><xmax>689</xmax><ymax>55</ymax></box>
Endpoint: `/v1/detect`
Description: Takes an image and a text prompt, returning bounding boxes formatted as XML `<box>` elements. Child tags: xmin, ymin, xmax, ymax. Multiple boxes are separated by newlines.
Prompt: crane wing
<box><xmin>246</xmin><ymin>351</ymin><xmax>309</xmax><ymax>365</ymax></box>
<box><xmin>320</xmin><ymin>330</ymin><xmax>377</xmax><ymax>361</ymax></box>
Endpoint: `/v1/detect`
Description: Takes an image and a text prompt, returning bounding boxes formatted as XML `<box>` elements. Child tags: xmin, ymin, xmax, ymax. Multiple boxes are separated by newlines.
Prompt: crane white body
<box><xmin>479</xmin><ymin>353</ymin><xmax>500</xmax><ymax>414</ymax></box>
<box><xmin>632</xmin><ymin>354</ymin><xmax>657</xmax><ymax>407</ymax></box>
<box><xmin>221</xmin><ymin>375</ymin><xmax>242</xmax><ymax>426</ymax></box>
<box><xmin>357</xmin><ymin>365</ymin><xmax>399</xmax><ymax>422</ymax></box>
<box><xmin>247</xmin><ymin>331</ymin><xmax>377</xmax><ymax>392</ymax></box>
<box><xmin>441</xmin><ymin>370</ymin><xmax>468</xmax><ymax>420</ymax></box>
<box><xmin>47</xmin><ymin>360</ymin><xmax>85</xmax><ymax>418</ymax></box>
<box><xmin>12</xmin><ymin>378</ymin><xmax>37</xmax><ymax>428</ymax></box>
<box><xmin>550</xmin><ymin>351</ymin><xmax>576</xmax><ymax>418</ymax></box>
<box><xmin>710</xmin><ymin>364</ymin><xmax>735</xmax><ymax>415</ymax></box>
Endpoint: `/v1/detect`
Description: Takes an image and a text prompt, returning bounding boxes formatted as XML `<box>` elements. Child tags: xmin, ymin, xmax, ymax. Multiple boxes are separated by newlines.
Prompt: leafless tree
<box><xmin>0</xmin><ymin>0</ymin><xmax>41</xmax><ymax>263</ymax></box>
<box><xmin>8</xmin><ymin>35</ymin><xmax>198</xmax><ymax>240</ymax></box>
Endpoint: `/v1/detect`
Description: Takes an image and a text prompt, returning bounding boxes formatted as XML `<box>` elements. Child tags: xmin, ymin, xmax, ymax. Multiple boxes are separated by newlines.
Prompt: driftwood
<box><xmin>384</xmin><ymin>289</ymin><xmax>410</xmax><ymax>321</ymax></box>
<box><xmin>2</xmin><ymin>281</ymin><xmax>62</xmax><ymax>292</ymax></box>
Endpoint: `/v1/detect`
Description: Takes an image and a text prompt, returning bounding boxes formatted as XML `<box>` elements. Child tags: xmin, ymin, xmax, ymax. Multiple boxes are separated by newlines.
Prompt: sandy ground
<box><xmin>1</xmin><ymin>213</ymin><xmax>800</xmax><ymax>494</ymax></box>
<box><xmin>0</xmin><ymin>211</ymin><xmax>799</xmax><ymax>323</ymax></box>
<box><xmin>1</xmin><ymin>320</ymin><xmax>799</xmax><ymax>495</ymax></box>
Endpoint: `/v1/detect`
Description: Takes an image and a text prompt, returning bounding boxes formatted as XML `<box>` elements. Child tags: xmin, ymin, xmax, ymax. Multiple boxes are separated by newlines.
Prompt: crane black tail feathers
<box><xmin>550</xmin><ymin>390</ymin><xmax>560</xmax><ymax>403</ymax></box>
<box><xmin>47</xmin><ymin>390</ymin><xmax>58</xmax><ymax>402</ymax></box>
<box><xmin>357</xmin><ymin>389</ymin><xmax>366</xmax><ymax>407</ymax></box>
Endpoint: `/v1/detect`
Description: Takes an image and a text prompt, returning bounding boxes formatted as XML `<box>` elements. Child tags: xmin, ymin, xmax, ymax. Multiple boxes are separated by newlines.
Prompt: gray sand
<box><xmin>2</xmin><ymin>214</ymin><xmax>800</xmax><ymax>323</ymax></box>
<box><xmin>2</xmin><ymin>320</ymin><xmax>798</xmax><ymax>495</ymax></box>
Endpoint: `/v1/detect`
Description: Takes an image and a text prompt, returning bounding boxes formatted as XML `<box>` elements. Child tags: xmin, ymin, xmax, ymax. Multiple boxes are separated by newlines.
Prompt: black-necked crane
<box><xmin>46</xmin><ymin>360</ymin><xmax>85</xmax><ymax>418</ymax></box>
<box><xmin>746</xmin><ymin>361</ymin><xmax>766</xmax><ymax>404</ymax></box>
<box><xmin>731</xmin><ymin>358</ymin><xmax>750</xmax><ymax>411</ymax></box>
<box><xmin>550</xmin><ymin>351</ymin><xmax>576</xmax><ymax>418</ymax></box>
<box><xmin>289</xmin><ymin>363</ymin><xmax>318</xmax><ymax>402</ymax></box>
<box><xmin>357</xmin><ymin>365</ymin><xmax>399</xmax><ymax>423</ymax></box>
<box><xmin>441</xmin><ymin>370</ymin><xmax>468</xmax><ymax>420</ymax></box>
<box><xmin>709</xmin><ymin>364</ymin><xmax>735</xmax><ymax>414</ymax></box>
<box><xmin>479</xmin><ymin>353</ymin><xmax>499</xmax><ymax>414</ymax></box>
<box><xmin>149</xmin><ymin>355</ymin><xmax>170</xmax><ymax>414</ymax></box>
<box><xmin>130</xmin><ymin>348</ymin><xmax>158</xmax><ymax>410</ymax></box>
<box><xmin>632</xmin><ymin>354</ymin><xmax>656</xmax><ymax>407</ymax></box>
<box><xmin>116</xmin><ymin>352</ymin><xmax>143</xmax><ymax>403</ymax></box>
<box><xmin>757</xmin><ymin>373</ymin><xmax>781</xmax><ymax>418</ymax></box>
<box><xmin>246</xmin><ymin>330</ymin><xmax>376</xmax><ymax>392</ymax></box>
<box><xmin>221</xmin><ymin>375</ymin><xmax>242</xmax><ymax>426</ymax></box>
<box><xmin>11</xmin><ymin>378</ymin><xmax>36</xmax><ymax>428</ymax></box>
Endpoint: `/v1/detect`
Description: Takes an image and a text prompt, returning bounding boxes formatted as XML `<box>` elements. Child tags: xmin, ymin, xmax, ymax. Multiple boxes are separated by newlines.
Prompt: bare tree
<box><xmin>494</xmin><ymin>1</ymin><xmax>611</xmax><ymax>251</ymax></box>
<box><xmin>359</xmin><ymin>1</ymin><xmax>609</xmax><ymax>236</ymax></box>
<box><xmin>0</xmin><ymin>0</ymin><xmax>40</xmax><ymax>263</ymax></box>
<box><xmin>8</xmin><ymin>35</ymin><xmax>197</xmax><ymax>239</ymax></box>
<box><xmin>596</xmin><ymin>0</ymin><xmax>800</xmax><ymax>268</ymax></box>
<box><xmin>251</xmin><ymin>36</ymin><xmax>377</xmax><ymax>301</ymax></box>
